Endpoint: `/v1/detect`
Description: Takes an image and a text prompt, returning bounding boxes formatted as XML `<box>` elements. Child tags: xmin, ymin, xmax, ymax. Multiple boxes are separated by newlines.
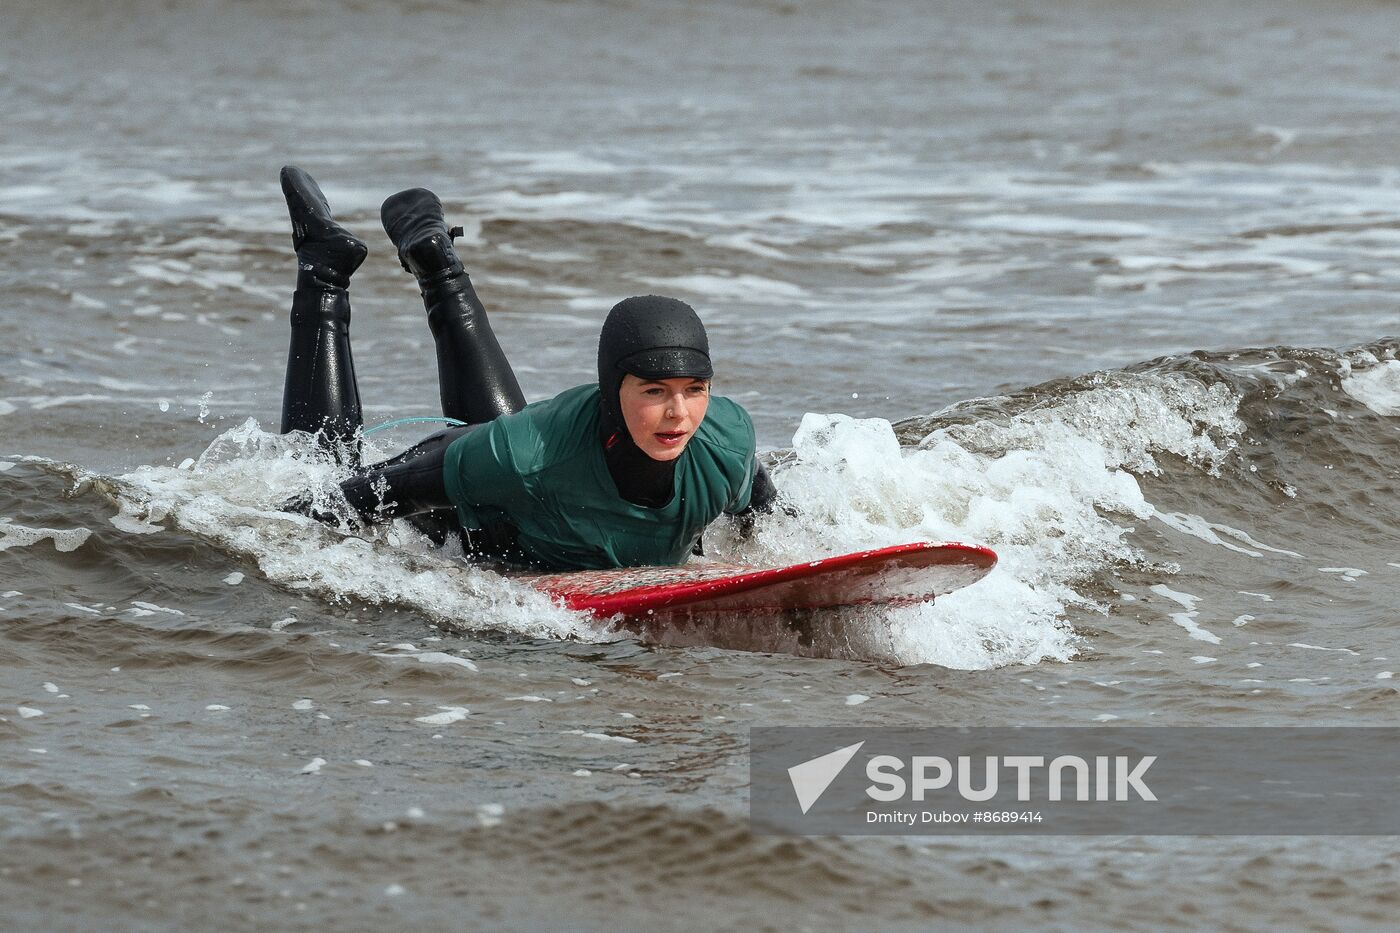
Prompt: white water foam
<box><xmin>646</xmin><ymin>273</ymin><xmax>810</xmax><ymax>303</ymax></box>
<box><xmin>102</xmin><ymin>420</ymin><xmax>597</xmax><ymax>642</ymax></box>
<box><xmin>1150</xmin><ymin>584</ymin><xmax>1221</xmax><ymax>645</ymax></box>
<box><xmin>967</xmin><ymin>214</ymin><xmax>1156</xmax><ymax>238</ymax></box>
<box><xmin>1340</xmin><ymin>358</ymin><xmax>1400</xmax><ymax>416</ymax></box>
<box><xmin>708</xmin><ymin>371</ymin><xmax>1243</xmax><ymax>668</ymax></box>
<box><xmin>0</xmin><ymin>520</ymin><xmax>92</xmax><ymax>553</ymax></box>
<box><xmin>1152</xmin><ymin>511</ymin><xmax>1303</xmax><ymax>558</ymax></box>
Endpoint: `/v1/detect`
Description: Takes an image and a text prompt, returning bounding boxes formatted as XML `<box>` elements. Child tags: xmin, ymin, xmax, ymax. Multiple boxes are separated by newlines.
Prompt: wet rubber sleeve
<box><xmin>745</xmin><ymin>461</ymin><xmax>777</xmax><ymax>515</ymax></box>
<box><xmin>338</xmin><ymin>426</ymin><xmax>471</xmax><ymax>523</ymax></box>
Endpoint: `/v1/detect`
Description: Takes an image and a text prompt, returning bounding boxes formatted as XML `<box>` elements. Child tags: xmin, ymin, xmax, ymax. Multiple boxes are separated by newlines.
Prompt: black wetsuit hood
<box><xmin>596</xmin><ymin>296</ymin><xmax>713</xmax><ymax>507</ymax></box>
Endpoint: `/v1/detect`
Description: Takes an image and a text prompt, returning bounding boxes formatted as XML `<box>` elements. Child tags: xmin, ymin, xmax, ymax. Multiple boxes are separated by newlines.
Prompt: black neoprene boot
<box><xmin>282</xmin><ymin>165</ymin><xmax>368</xmax><ymax>288</ymax></box>
<box><xmin>279</xmin><ymin>166</ymin><xmax>368</xmax><ymax>457</ymax></box>
<box><xmin>380</xmin><ymin>188</ymin><xmax>526</xmax><ymax>424</ymax></box>
<box><xmin>380</xmin><ymin>187</ymin><xmax>463</xmax><ymax>282</ymax></box>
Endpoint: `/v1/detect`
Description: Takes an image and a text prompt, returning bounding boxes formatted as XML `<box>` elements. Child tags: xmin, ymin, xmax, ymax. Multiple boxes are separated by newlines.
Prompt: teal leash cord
<box><xmin>362</xmin><ymin>416</ymin><xmax>469</xmax><ymax>436</ymax></box>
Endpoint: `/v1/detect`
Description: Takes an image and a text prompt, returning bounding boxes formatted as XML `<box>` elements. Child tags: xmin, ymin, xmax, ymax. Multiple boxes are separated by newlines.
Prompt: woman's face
<box><xmin>618</xmin><ymin>375</ymin><xmax>711</xmax><ymax>461</ymax></box>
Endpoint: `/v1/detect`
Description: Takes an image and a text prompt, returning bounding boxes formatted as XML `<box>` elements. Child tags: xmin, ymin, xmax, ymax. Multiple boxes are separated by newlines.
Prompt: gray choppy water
<box><xmin>5</xmin><ymin>0</ymin><xmax>1400</xmax><ymax>929</ymax></box>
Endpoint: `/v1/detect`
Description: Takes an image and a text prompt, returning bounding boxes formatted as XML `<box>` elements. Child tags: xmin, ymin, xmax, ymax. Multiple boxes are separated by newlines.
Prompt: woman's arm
<box><xmin>725</xmin><ymin>460</ymin><xmax>785</xmax><ymax>539</ymax></box>
<box><xmin>745</xmin><ymin>461</ymin><xmax>778</xmax><ymax>515</ymax></box>
<box><xmin>287</xmin><ymin>426</ymin><xmax>470</xmax><ymax>528</ymax></box>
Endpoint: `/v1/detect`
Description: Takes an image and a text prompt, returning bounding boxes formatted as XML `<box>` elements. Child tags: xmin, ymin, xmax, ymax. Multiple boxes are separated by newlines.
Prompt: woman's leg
<box><xmin>380</xmin><ymin>187</ymin><xmax>526</xmax><ymax>425</ymax></box>
<box><xmin>376</xmin><ymin>187</ymin><xmax>526</xmax><ymax>549</ymax></box>
<box><xmin>287</xmin><ymin>184</ymin><xmax>523</xmax><ymax>553</ymax></box>
<box><xmin>278</xmin><ymin>166</ymin><xmax>369</xmax><ymax>462</ymax></box>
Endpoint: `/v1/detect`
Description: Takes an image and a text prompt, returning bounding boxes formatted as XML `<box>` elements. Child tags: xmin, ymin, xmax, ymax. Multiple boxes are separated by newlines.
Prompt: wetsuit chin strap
<box><xmin>599</xmin><ymin>406</ymin><xmax>676</xmax><ymax>508</ymax></box>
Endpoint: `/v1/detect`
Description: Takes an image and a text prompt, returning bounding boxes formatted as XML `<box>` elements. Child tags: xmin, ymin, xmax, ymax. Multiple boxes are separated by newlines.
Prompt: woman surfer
<box><xmin>276</xmin><ymin>166</ymin><xmax>777</xmax><ymax>570</ymax></box>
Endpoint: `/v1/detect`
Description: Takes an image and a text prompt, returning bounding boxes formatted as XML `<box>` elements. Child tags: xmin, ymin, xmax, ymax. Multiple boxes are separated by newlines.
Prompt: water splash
<box><xmin>709</xmin><ymin>370</ymin><xmax>1245</xmax><ymax>668</ymax></box>
<box><xmin>102</xmin><ymin>419</ymin><xmax>596</xmax><ymax>642</ymax></box>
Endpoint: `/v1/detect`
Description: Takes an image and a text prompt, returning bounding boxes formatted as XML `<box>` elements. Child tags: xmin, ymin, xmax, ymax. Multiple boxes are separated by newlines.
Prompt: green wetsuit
<box><xmin>442</xmin><ymin>384</ymin><xmax>757</xmax><ymax>570</ymax></box>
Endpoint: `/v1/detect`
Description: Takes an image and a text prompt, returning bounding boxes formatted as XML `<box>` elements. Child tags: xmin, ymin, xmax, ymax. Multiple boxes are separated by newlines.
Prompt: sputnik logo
<box><xmin>787</xmin><ymin>741</ymin><xmax>865</xmax><ymax>814</ymax></box>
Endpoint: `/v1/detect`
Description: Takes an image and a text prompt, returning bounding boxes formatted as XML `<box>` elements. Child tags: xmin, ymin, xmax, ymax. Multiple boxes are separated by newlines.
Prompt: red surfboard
<box><xmin>523</xmin><ymin>541</ymin><xmax>996</xmax><ymax>619</ymax></box>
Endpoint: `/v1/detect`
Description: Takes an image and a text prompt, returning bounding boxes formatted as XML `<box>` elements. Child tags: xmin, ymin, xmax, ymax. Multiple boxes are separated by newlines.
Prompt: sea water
<box><xmin>4</xmin><ymin>0</ymin><xmax>1400</xmax><ymax>928</ymax></box>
